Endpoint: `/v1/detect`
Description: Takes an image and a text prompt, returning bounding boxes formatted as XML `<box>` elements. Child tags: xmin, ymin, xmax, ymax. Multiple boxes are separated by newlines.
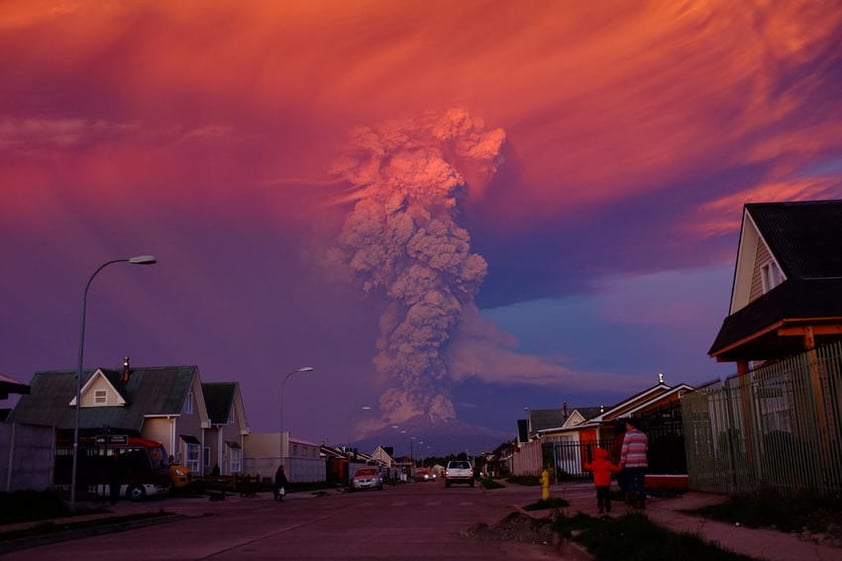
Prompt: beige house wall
<box><xmin>750</xmin><ymin>241</ymin><xmax>772</xmax><ymax>301</ymax></box>
<box><xmin>86</xmin><ymin>375</ymin><xmax>124</xmax><ymax>406</ymax></box>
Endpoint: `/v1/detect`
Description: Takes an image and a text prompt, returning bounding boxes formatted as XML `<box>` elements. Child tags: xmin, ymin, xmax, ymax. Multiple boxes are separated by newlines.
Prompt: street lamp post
<box><xmin>71</xmin><ymin>255</ymin><xmax>156</xmax><ymax>511</ymax></box>
<box><xmin>279</xmin><ymin>367</ymin><xmax>314</xmax><ymax>462</ymax></box>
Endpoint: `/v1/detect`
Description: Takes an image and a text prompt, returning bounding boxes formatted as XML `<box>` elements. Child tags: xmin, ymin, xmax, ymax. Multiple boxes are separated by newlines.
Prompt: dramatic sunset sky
<box><xmin>2</xmin><ymin>1</ymin><xmax>841</xmax><ymax>453</ymax></box>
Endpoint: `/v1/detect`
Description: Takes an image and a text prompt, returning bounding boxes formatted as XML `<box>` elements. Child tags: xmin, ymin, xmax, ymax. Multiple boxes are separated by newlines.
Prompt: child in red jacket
<box><xmin>583</xmin><ymin>447</ymin><xmax>621</xmax><ymax>514</ymax></box>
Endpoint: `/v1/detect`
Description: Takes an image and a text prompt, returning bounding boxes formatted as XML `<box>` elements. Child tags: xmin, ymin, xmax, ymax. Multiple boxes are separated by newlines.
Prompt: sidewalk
<box><xmin>554</xmin><ymin>483</ymin><xmax>842</xmax><ymax>561</ymax></box>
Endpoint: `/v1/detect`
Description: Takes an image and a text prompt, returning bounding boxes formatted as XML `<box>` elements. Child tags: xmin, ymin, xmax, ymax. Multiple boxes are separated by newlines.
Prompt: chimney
<box><xmin>121</xmin><ymin>356</ymin><xmax>131</xmax><ymax>384</ymax></box>
<box><xmin>562</xmin><ymin>401</ymin><xmax>568</xmax><ymax>418</ymax></box>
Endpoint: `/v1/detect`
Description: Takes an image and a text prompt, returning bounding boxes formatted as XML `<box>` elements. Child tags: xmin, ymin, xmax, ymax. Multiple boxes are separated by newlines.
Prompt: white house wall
<box><xmin>731</xmin><ymin>211</ymin><xmax>760</xmax><ymax>314</ymax></box>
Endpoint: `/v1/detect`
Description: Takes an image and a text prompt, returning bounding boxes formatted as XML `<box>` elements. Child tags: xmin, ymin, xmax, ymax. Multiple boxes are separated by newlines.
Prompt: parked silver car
<box><xmin>351</xmin><ymin>467</ymin><xmax>384</xmax><ymax>491</ymax></box>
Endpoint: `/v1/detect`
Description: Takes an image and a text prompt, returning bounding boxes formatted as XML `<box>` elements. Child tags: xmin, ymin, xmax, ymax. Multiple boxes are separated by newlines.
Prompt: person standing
<box><xmin>583</xmin><ymin>447</ymin><xmax>620</xmax><ymax>514</ymax></box>
<box><xmin>619</xmin><ymin>419</ymin><xmax>648</xmax><ymax>509</ymax></box>
<box><xmin>610</xmin><ymin>421</ymin><xmax>627</xmax><ymax>500</ymax></box>
<box><xmin>273</xmin><ymin>464</ymin><xmax>288</xmax><ymax>502</ymax></box>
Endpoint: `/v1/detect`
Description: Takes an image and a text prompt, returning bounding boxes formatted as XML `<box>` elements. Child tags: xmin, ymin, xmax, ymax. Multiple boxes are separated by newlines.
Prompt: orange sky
<box><xmin>2</xmin><ymin>0</ymin><xmax>842</xmax><ymax>443</ymax></box>
<box><xmin>4</xmin><ymin>0</ymin><xmax>840</xmax><ymax>235</ymax></box>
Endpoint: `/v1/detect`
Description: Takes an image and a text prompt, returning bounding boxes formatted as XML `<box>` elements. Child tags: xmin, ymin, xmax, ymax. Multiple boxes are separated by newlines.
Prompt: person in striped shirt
<box><xmin>619</xmin><ymin>419</ymin><xmax>648</xmax><ymax>509</ymax></box>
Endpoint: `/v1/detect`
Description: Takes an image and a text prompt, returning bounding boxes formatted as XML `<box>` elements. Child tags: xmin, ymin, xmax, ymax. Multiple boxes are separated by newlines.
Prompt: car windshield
<box><xmin>450</xmin><ymin>462</ymin><xmax>470</xmax><ymax>469</ymax></box>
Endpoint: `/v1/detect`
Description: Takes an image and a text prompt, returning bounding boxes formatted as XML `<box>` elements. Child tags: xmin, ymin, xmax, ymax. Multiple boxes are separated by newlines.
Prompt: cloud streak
<box><xmin>1</xmin><ymin>1</ymin><xmax>841</xmax><ymax>444</ymax></box>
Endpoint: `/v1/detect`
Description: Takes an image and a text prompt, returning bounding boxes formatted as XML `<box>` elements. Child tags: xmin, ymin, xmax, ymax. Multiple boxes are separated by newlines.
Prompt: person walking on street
<box><xmin>273</xmin><ymin>464</ymin><xmax>288</xmax><ymax>502</ymax></box>
<box><xmin>583</xmin><ymin>447</ymin><xmax>621</xmax><ymax>514</ymax></box>
<box><xmin>619</xmin><ymin>419</ymin><xmax>648</xmax><ymax>509</ymax></box>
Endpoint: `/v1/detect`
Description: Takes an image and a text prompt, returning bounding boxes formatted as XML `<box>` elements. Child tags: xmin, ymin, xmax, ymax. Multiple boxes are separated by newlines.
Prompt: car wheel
<box><xmin>127</xmin><ymin>484</ymin><xmax>146</xmax><ymax>501</ymax></box>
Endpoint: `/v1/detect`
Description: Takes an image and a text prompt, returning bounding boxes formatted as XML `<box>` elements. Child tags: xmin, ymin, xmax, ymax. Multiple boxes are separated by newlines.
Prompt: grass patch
<box><xmin>0</xmin><ymin>491</ymin><xmax>107</xmax><ymax>525</ymax></box>
<box><xmin>505</xmin><ymin>475</ymin><xmax>540</xmax><ymax>486</ymax></box>
<box><xmin>523</xmin><ymin>497</ymin><xmax>569</xmax><ymax>511</ymax></box>
<box><xmin>555</xmin><ymin>512</ymin><xmax>757</xmax><ymax>561</ymax></box>
<box><xmin>480</xmin><ymin>478</ymin><xmax>505</xmax><ymax>490</ymax></box>
<box><xmin>691</xmin><ymin>493</ymin><xmax>842</xmax><ymax>535</ymax></box>
<box><xmin>0</xmin><ymin>511</ymin><xmax>171</xmax><ymax>542</ymax></box>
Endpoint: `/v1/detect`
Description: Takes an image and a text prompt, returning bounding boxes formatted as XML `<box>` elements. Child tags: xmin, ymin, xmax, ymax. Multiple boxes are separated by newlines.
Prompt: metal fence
<box><xmin>682</xmin><ymin>341</ymin><xmax>842</xmax><ymax>496</ymax></box>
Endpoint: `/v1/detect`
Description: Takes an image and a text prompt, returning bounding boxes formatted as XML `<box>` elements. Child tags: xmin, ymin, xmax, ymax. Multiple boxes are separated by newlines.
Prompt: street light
<box><xmin>71</xmin><ymin>255</ymin><xmax>156</xmax><ymax>510</ymax></box>
<box><xmin>347</xmin><ymin>405</ymin><xmax>372</xmax><ymax>448</ymax></box>
<box><xmin>279</xmin><ymin>366</ymin><xmax>314</xmax><ymax>462</ymax></box>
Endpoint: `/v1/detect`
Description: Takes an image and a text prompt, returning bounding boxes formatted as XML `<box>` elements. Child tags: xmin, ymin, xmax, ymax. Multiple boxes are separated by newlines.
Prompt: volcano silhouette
<box><xmin>349</xmin><ymin>414</ymin><xmax>511</xmax><ymax>459</ymax></box>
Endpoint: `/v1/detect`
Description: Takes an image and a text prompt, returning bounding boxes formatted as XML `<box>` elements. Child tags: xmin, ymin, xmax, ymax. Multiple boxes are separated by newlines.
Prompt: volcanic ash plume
<box><xmin>327</xmin><ymin>108</ymin><xmax>506</xmax><ymax>427</ymax></box>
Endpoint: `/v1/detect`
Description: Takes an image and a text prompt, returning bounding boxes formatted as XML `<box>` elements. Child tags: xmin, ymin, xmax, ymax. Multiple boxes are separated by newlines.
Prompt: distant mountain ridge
<box><xmin>349</xmin><ymin>414</ymin><xmax>512</xmax><ymax>458</ymax></box>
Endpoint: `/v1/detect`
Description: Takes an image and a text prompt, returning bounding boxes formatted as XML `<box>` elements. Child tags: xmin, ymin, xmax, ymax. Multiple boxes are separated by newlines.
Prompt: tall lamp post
<box><xmin>279</xmin><ymin>367</ymin><xmax>314</xmax><ymax>462</ymax></box>
<box><xmin>71</xmin><ymin>255</ymin><xmax>157</xmax><ymax>510</ymax></box>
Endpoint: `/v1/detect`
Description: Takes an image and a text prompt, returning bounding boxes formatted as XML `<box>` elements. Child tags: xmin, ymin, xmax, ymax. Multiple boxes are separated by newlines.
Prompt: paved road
<box><xmin>2</xmin><ymin>483</ymin><xmax>561</xmax><ymax>561</ymax></box>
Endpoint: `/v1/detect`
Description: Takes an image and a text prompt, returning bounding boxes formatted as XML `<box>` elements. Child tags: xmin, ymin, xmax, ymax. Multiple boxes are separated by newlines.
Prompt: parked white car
<box><xmin>444</xmin><ymin>460</ymin><xmax>475</xmax><ymax>487</ymax></box>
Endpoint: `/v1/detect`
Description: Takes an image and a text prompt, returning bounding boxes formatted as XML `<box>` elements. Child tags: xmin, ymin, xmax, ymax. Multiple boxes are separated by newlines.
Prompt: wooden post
<box><xmin>804</xmin><ymin>327</ymin><xmax>829</xmax><ymax>486</ymax></box>
<box><xmin>737</xmin><ymin>359</ymin><xmax>755</xmax><ymax>490</ymax></box>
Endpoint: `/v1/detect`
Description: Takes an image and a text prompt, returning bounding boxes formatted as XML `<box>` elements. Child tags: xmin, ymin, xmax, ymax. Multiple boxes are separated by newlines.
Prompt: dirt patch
<box><xmin>797</xmin><ymin>509</ymin><xmax>842</xmax><ymax>549</ymax></box>
<box><xmin>463</xmin><ymin>511</ymin><xmax>556</xmax><ymax>545</ymax></box>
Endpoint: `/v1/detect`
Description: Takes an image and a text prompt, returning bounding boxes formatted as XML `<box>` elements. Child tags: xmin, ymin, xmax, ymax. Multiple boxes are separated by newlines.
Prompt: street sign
<box><xmin>95</xmin><ymin>434</ymin><xmax>129</xmax><ymax>445</ymax></box>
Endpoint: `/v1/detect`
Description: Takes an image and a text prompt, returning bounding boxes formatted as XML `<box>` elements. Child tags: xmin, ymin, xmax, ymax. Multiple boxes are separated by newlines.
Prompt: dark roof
<box><xmin>529</xmin><ymin>409</ymin><xmax>567</xmax><ymax>431</ymax></box>
<box><xmin>575</xmin><ymin>407</ymin><xmax>604</xmax><ymax>421</ymax></box>
<box><xmin>0</xmin><ymin>372</ymin><xmax>30</xmax><ymax>399</ymax></box>
<box><xmin>709</xmin><ymin>278</ymin><xmax>842</xmax><ymax>359</ymax></box>
<box><xmin>531</xmin><ymin>406</ymin><xmax>601</xmax><ymax>431</ymax></box>
<box><xmin>710</xmin><ymin>200</ymin><xmax>842</xmax><ymax>360</ymax></box>
<box><xmin>7</xmin><ymin>365</ymin><xmax>199</xmax><ymax>432</ymax></box>
<box><xmin>748</xmin><ymin>200</ymin><xmax>842</xmax><ymax>279</ymax></box>
<box><xmin>202</xmin><ymin>382</ymin><xmax>237</xmax><ymax>424</ymax></box>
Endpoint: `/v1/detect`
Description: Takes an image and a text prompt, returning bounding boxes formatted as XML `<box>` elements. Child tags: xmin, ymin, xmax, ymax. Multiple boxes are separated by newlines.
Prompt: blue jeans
<box><xmin>625</xmin><ymin>467</ymin><xmax>646</xmax><ymax>498</ymax></box>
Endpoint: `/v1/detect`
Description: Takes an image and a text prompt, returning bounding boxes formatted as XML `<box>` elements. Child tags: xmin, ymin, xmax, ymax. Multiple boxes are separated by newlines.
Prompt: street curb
<box><xmin>0</xmin><ymin>513</ymin><xmax>189</xmax><ymax>555</ymax></box>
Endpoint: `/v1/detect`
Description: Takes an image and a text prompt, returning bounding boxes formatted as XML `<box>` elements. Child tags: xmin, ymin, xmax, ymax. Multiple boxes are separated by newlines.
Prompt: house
<box><xmin>202</xmin><ymin>382</ymin><xmax>249</xmax><ymax>477</ymax></box>
<box><xmin>0</xmin><ymin>372</ymin><xmax>53</xmax><ymax>492</ymax></box>
<box><xmin>8</xmin><ymin>359</ymin><xmax>210</xmax><ymax>476</ymax></box>
<box><xmin>709</xmin><ymin>200</ymin><xmax>842</xmax><ymax>366</ymax></box>
<box><xmin>512</xmin><ymin>375</ymin><xmax>693</xmax><ymax>480</ymax></box>
<box><xmin>694</xmin><ymin>199</ymin><xmax>842</xmax><ymax>495</ymax></box>
<box><xmin>244</xmin><ymin>433</ymin><xmax>323</xmax><ymax>483</ymax></box>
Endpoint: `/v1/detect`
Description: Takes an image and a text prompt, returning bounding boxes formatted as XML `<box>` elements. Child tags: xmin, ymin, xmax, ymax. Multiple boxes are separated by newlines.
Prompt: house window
<box><xmin>185</xmin><ymin>443</ymin><xmax>200</xmax><ymax>473</ymax></box>
<box><xmin>203</xmin><ymin>446</ymin><xmax>211</xmax><ymax>469</ymax></box>
<box><xmin>230</xmin><ymin>447</ymin><xmax>242</xmax><ymax>474</ymax></box>
<box><xmin>94</xmin><ymin>390</ymin><xmax>107</xmax><ymax>404</ymax></box>
<box><xmin>183</xmin><ymin>389</ymin><xmax>194</xmax><ymax>414</ymax></box>
<box><xmin>761</xmin><ymin>261</ymin><xmax>783</xmax><ymax>293</ymax></box>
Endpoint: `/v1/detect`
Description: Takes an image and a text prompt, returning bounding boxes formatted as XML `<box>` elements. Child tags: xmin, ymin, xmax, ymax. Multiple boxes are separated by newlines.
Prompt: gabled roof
<box><xmin>605</xmin><ymin>383</ymin><xmax>694</xmax><ymax>420</ymax></box>
<box><xmin>748</xmin><ymin>200</ymin><xmax>842</xmax><ymax>279</ymax></box>
<box><xmin>528</xmin><ymin>409</ymin><xmax>568</xmax><ymax>432</ymax></box>
<box><xmin>710</xmin><ymin>200</ymin><xmax>842</xmax><ymax>360</ymax></box>
<box><xmin>536</xmin><ymin>406</ymin><xmax>603</xmax><ymax>436</ymax></box>
<box><xmin>8</xmin><ymin>365</ymin><xmax>201</xmax><ymax>432</ymax></box>
<box><xmin>203</xmin><ymin>382</ymin><xmax>236</xmax><ymax>424</ymax></box>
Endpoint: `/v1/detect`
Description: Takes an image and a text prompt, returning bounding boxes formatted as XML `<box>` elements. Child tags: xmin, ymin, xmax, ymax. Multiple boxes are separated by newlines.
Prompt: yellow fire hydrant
<box><xmin>541</xmin><ymin>467</ymin><xmax>550</xmax><ymax>501</ymax></box>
